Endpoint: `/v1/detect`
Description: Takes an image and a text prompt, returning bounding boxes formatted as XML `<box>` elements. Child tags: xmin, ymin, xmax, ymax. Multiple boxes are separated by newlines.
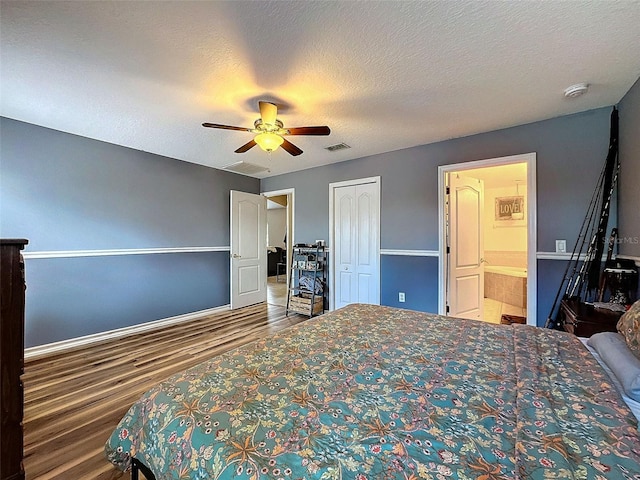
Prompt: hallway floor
<box><xmin>267</xmin><ymin>275</ymin><xmax>287</xmax><ymax>307</ymax></box>
<box><xmin>483</xmin><ymin>298</ymin><xmax>527</xmax><ymax>324</ymax></box>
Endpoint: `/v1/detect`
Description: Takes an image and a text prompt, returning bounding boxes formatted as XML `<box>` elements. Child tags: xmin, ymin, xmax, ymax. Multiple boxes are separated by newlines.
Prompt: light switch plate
<box><xmin>555</xmin><ymin>240</ymin><xmax>567</xmax><ymax>253</ymax></box>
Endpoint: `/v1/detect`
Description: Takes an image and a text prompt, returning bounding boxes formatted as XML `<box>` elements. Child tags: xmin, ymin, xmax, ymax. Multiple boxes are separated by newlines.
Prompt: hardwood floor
<box><xmin>22</xmin><ymin>303</ymin><xmax>308</xmax><ymax>480</ymax></box>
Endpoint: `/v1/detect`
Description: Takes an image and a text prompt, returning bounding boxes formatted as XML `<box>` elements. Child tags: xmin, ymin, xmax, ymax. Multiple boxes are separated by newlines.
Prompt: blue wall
<box><xmin>380</xmin><ymin>256</ymin><xmax>439</xmax><ymax>313</ymax></box>
<box><xmin>618</xmin><ymin>77</ymin><xmax>640</xmax><ymax>260</ymax></box>
<box><xmin>25</xmin><ymin>252</ymin><xmax>230</xmax><ymax>345</ymax></box>
<box><xmin>261</xmin><ymin>107</ymin><xmax>618</xmax><ymax>326</ymax></box>
<box><xmin>536</xmin><ymin>259</ymin><xmax>573</xmax><ymax>327</ymax></box>
<box><xmin>3</xmin><ymin>98</ymin><xmax>635</xmax><ymax>346</ymax></box>
<box><xmin>0</xmin><ymin>117</ymin><xmax>259</xmax><ymax>347</ymax></box>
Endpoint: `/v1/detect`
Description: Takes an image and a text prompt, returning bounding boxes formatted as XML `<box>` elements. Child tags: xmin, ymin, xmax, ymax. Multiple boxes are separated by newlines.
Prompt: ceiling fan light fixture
<box><xmin>254</xmin><ymin>132</ymin><xmax>284</xmax><ymax>152</ymax></box>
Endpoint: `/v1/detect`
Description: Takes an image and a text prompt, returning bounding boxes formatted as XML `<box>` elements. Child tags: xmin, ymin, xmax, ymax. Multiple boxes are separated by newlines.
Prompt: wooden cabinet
<box><xmin>1</xmin><ymin>239</ymin><xmax>28</xmax><ymax>480</ymax></box>
<box><xmin>560</xmin><ymin>298</ymin><xmax>622</xmax><ymax>337</ymax></box>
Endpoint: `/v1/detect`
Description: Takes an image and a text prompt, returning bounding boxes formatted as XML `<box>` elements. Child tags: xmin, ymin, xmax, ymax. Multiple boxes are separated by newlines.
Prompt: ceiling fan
<box><xmin>203</xmin><ymin>101</ymin><xmax>330</xmax><ymax>156</ymax></box>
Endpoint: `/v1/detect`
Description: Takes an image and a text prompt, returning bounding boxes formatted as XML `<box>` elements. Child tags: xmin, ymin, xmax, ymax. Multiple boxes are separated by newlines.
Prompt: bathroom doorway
<box><xmin>263</xmin><ymin>188</ymin><xmax>294</xmax><ymax>307</ymax></box>
<box><xmin>438</xmin><ymin>153</ymin><xmax>537</xmax><ymax>326</ymax></box>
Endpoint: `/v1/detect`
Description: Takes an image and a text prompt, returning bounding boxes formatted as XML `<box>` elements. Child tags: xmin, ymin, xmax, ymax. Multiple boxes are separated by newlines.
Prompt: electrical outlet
<box><xmin>555</xmin><ymin>240</ymin><xmax>567</xmax><ymax>253</ymax></box>
<box><xmin>399</xmin><ymin>292</ymin><xmax>405</xmax><ymax>303</ymax></box>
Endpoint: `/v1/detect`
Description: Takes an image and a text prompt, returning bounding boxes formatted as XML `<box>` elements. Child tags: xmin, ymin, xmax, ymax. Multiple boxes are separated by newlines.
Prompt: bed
<box><xmin>105</xmin><ymin>303</ymin><xmax>640</xmax><ymax>479</ymax></box>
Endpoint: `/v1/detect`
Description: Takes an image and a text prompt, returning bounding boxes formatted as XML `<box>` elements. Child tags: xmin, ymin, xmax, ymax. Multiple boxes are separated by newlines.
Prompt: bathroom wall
<box><xmin>484</xmin><ymin>184</ymin><xmax>527</xmax><ymax>268</ymax></box>
<box><xmin>485</xmin><ymin>271</ymin><xmax>527</xmax><ymax>309</ymax></box>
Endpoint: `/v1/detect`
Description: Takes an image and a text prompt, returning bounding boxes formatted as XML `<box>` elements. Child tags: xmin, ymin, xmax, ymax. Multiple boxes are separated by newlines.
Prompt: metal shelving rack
<box><xmin>285</xmin><ymin>243</ymin><xmax>326</xmax><ymax>317</ymax></box>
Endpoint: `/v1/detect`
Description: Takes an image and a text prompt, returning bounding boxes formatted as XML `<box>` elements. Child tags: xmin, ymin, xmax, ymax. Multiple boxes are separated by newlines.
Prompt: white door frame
<box><xmin>329</xmin><ymin>176</ymin><xmax>381</xmax><ymax>311</ymax></box>
<box><xmin>262</xmin><ymin>188</ymin><xmax>295</xmax><ymax>289</ymax></box>
<box><xmin>438</xmin><ymin>153</ymin><xmax>537</xmax><ymax>326</ymax></box>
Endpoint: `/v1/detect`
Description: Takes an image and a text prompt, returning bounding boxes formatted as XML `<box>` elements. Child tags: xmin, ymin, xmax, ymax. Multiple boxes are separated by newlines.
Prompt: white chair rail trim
<box><xmin>537</xmin><ymin>252</ymin><xmax>588</xmax><ymax>261</ymax></box>
<box><xmin>380</xmin><ymin>249</ymin><xmax>438</xmax><ymax>257</ymax></box>
<box><xmin>23</xmin><ymin>246</ymin><xmax>230</xmax><ymax>259</ymax></box>
<box><xmin>378</xmin><ymin>249</ymin><xmax>591</xmax><ymax>260</ymax></box>
<box><xmin>23</xmin><ymin>247</ymin><xmax>599</xmax><ymax>261</ymax></box>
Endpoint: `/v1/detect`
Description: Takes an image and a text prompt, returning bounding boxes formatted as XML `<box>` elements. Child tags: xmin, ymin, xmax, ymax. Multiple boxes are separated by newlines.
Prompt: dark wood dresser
<box><xmin>560</xmin><ymin>297</ymin><xmax>623</xmax><ymax>337</ymax></box>
<box><xmin>1</xmin><ymin>239</ymin><xmax>28</xmax><ymax>480</ymax></box>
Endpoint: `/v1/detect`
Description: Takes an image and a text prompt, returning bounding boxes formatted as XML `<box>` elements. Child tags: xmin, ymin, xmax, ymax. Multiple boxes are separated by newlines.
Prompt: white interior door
<box><xmin>448</xmin><ymin>175</ymin><xmax>484</xmax><ymax>320</ymax></box>
<box><xmin>333</xmin><ymin>181</ymin><xmax>380</xmax><ymax>309</ymax></box>
<box><xmin>230</xmin><ymin>190</ymin><xmax>267</xmax><ymax>309</ymax></box>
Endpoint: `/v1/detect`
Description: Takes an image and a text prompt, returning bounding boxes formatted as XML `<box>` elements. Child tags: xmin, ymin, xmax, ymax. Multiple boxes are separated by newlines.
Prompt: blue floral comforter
<box><xmin>105</xmin><ymin>304</ymin><xmax>640</xmax><ymax>479</ymax></box>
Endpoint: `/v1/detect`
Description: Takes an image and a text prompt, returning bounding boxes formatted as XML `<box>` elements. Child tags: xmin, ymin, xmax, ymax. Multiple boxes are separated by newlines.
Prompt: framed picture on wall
<box><xmin>495</xmin><ymin>196</ymin><xmax>525</xmax><ymax>226</ymax></box>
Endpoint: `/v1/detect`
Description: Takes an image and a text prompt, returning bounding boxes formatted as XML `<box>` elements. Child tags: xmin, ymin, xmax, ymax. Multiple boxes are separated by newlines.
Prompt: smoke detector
<box><xmin>564</xmin><ymin>83</ymin><xmax>589</xmax><ymax>99</ymax></box>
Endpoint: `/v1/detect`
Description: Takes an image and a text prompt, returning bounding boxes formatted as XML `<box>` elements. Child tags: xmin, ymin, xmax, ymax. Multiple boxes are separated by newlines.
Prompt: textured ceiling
<box><xmin>1</xmin><ymin>1</ymin><xmax>639</xmax><ymax>178</ymax></box>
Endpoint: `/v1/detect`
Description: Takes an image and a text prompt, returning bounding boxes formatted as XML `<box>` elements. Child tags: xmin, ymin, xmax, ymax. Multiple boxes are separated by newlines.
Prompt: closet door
<box><xmin>333</xmin><ymin>181</ymin><xmax>379</xmax><ymax>309</ymax></box>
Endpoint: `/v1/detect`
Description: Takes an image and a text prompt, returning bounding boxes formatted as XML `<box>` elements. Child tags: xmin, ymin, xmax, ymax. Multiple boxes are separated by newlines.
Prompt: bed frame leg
<box><xmin>131</xmin><ymin>458</ymin><xmax>139</xmax><ymax>480</ymax></box>
<box><xmin>131</xmin><ymin>458</ymin><xmax>156</xmax><ymax>480</ymax></box>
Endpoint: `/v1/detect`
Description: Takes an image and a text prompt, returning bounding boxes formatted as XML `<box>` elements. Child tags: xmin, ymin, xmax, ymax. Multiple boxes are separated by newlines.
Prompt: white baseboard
<box><xmin>24</xmin><ymin>304</ymin><xmax>231</xmax><ymax>360</ymax></box>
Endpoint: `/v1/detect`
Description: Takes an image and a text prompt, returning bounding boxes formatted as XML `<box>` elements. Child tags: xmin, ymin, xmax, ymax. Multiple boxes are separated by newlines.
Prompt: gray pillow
<box><xmin>588</xmin><ymin>332</ymin><xmax>640</xmax><ymax>402</ymax></box>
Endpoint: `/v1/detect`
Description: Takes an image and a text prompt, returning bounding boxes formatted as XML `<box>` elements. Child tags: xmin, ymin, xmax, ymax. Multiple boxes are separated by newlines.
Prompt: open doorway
<box><xmin>263</xmin><ymin>188</ymin><xmax>294</xmax><ymax>306</ymax></box>
<box><xmin>438</xmin><ymin>153</ymin><xmax>537</xmax><ymax>326</ymax></box>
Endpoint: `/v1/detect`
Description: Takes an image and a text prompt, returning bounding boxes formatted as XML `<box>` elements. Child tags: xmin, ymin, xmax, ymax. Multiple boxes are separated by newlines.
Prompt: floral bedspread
<box><xmin>105</xmin><ymin>304</ymin><xmax>640</xmax><ymax>479</ymax></box>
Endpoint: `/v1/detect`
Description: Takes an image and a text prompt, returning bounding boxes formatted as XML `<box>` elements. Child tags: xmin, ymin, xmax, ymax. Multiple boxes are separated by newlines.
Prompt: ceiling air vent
<box><xmin>324</xmin><ymin>142</ymin><xmax>351</xmax><ymax>152</ymax></box>
<box><xmin>222</xmin><ymin>161</ymin><xmax>268</xmax><ymax>176</ymax></box>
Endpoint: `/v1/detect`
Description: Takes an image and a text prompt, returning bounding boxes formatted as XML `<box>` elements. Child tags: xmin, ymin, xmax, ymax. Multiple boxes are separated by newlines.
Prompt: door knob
<box><xmin>231</xmin><ymin>253</ymin><xmax>241</xmax><ymax>259</ymax></box>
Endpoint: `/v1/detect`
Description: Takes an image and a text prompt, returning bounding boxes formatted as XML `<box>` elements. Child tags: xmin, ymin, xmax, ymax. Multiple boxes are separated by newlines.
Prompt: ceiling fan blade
<box><xmin>234</xmin><ymin>139</ymin><xmax>257</xmax><ymax>153</ymax></box>
<box><xmin>259</xmin><ymin>101</ymin><xmax>278</xmax><ymax>126</ymax></box>
<box><xmin>202</xmin><ymin>123</ymin><xmax>251</xmax><ymax>132</ymax></box>
<box><xmin>286</xmin><ymin>126</ymin><xmax>331</xmax><ymax>136</ymax></box>
<box><xmin>280</xmin><ymin>138</ymin><xmax>303</xmax><ymax>156</ymax></box>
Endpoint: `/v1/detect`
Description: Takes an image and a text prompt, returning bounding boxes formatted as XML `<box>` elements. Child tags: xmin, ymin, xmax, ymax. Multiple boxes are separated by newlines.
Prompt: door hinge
<box><xmin>446</xmin><ymin>246</ymin><xmax>450</xmax><ymax>254</ymax></box>
<box><xmin>446</xmin><ymin>186</ymin><xmax>450</xmax><ymax>195</ymax></box>
<box><xmin>446</xmin><ymin>305</ymin><xmax>450</xmax><ymax>314</ymax></box>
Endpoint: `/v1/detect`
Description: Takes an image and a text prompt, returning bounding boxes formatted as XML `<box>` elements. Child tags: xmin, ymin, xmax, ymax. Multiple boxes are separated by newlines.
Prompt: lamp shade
<box><xmin>255</xmin><ymin>132</ymin><xmax>284</xmax><ymax>152</ymax></box>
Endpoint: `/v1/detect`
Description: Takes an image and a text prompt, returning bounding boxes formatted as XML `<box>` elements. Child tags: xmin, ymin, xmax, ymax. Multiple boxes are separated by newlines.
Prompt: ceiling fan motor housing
<box><xmin>254</xmin><ymin>118</ymin><xmax>285</xmax><ymax>133</ymax></box>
